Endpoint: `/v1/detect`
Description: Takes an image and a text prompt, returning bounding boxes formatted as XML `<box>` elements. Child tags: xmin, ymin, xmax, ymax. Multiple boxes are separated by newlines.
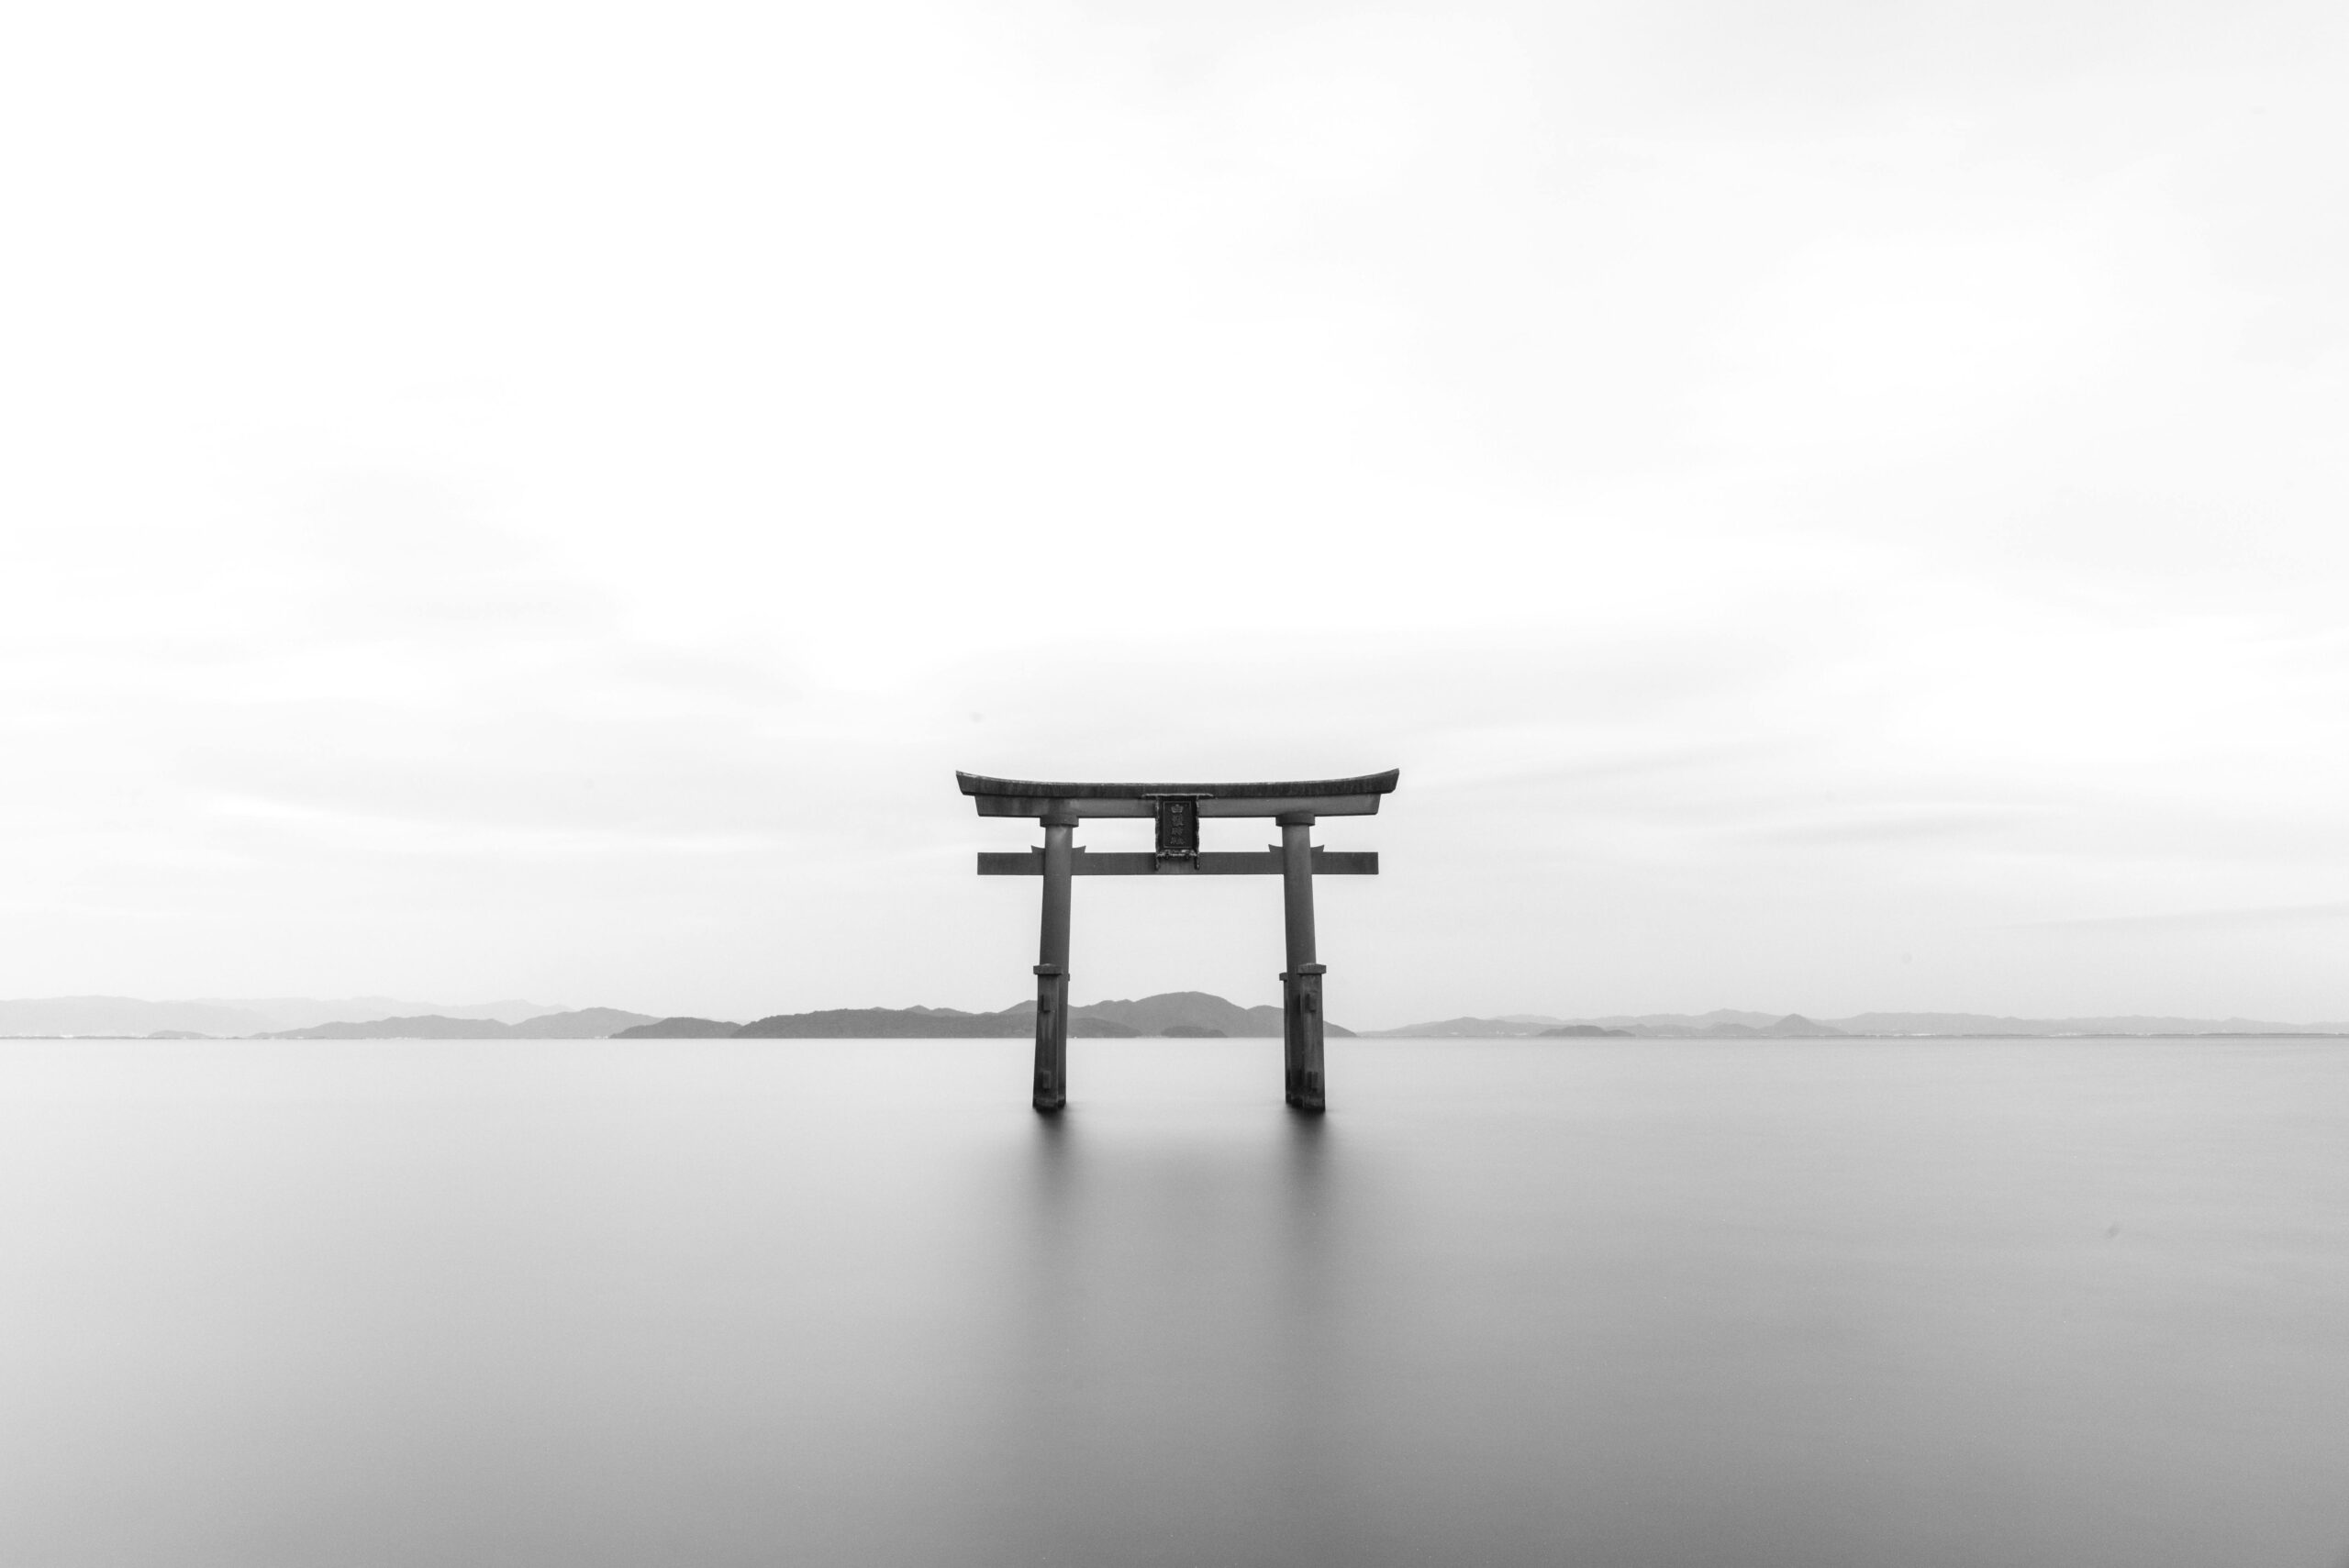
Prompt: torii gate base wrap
<box><xmin>958</xmin><ymin>769</ymin><xmax>1399</xmax><ymax>1113</ymax></box>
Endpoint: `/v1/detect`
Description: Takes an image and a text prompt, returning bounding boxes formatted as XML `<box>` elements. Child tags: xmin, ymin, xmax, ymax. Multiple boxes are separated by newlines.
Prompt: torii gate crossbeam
<box><xmin>958</xmin><ymin>769</ymin><xmax>1399</xmax><ymax>1113</ymax></box>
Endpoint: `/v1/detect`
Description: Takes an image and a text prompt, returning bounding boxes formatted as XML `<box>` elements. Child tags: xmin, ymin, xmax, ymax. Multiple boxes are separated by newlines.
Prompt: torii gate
<box><xmin>957</xmin><ymin>769</ymin><xmax>1399</xmax><ymax>1113</ymax></box>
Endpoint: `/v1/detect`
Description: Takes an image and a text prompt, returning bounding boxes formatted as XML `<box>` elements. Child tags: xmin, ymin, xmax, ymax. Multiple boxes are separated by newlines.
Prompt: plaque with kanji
<box><xmin>1153</xmin><ymin>796</ymin><xmax>1200</xmax><ymax>863</ymax></box>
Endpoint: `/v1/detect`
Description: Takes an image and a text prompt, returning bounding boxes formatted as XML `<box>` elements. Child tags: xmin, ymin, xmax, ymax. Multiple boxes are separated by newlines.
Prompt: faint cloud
<box><xmin>2021</xmin><ymin>901</ymin><xmax>2349</xmax><ymax>932</ymax></box>
<box><xmin>1743</xmin><ymin>805</ymin><xmax>2051</xmax><ymax>846</ymax></box>
<box><xmin>1408</xmin><ymin>739</ymin><xmax>1798</xmax><ymax>796</ymax></box>
<box><xmin>206</xmin><ymin>796</ymin><xmax>798</xmax><ymax>861</ymax></box>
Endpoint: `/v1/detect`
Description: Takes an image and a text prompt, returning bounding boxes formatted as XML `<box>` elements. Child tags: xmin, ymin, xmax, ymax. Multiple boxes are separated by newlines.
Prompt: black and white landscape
<box><xmin>6</xmin><ymin>0</ymin><xmax>2347</xmax><ymax>1564</ymax></box>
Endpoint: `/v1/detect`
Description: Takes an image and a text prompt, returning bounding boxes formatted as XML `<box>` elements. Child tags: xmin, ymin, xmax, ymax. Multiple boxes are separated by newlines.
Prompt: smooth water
<box><xmin>2</xmin><ymin>1036</ymin><xmax>2344</xmax><ymax>1567</ymax></box>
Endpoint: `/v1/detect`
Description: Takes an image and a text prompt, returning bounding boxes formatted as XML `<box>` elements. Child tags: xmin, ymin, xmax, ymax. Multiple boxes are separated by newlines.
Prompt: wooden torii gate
<box><xmin>957</xmin><ymin>769</ymin><xmax>1399</xmax><ymax>1113</ymax></box>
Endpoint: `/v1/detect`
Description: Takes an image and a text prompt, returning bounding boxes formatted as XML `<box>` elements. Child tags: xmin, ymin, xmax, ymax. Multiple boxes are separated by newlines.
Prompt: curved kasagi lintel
<box><xmin>957</xmin><ymin>769</ymin><xmax>1397</xmax><ymax>800</ymax></box>
<box><xmin>955</xmin><ymin>769</ymin><xmax>1399</xmax><ymax>819</ymax></box>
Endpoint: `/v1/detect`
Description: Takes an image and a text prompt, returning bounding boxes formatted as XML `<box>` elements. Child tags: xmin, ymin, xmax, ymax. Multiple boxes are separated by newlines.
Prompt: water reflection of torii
<box><xmin>957</xmin><ymin>770</ymin><xmax>1400</xmax><ymax>1114</ymax></box>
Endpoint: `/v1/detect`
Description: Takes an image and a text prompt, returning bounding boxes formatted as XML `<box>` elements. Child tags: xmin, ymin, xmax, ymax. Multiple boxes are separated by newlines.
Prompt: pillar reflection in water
<box><xmin>973</xmin><ymin>1088</ymin><xmax>1363</xmax><ymax>1566</ymax></box>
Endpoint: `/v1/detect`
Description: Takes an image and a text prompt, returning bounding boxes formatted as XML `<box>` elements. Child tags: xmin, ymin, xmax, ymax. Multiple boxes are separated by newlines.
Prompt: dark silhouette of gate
<box><xmin>957</xmin><ymin>770</ymin><xmax>1399</xmax><ymax>1112</ymax></box>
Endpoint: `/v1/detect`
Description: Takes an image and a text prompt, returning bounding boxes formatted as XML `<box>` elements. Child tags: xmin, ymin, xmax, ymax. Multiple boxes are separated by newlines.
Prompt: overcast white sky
<box><xmin>4</xmin><ymin>0</ymin><xmax>2345</xmax><ymax>1026</ymax></box>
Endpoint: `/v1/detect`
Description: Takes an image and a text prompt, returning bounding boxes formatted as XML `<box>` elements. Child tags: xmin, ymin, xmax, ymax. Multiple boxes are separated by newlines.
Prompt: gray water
<box><xmin>2</xmin><ymin>1036</ymin><xmax>2344</xmax><ymax>1567</ymax></box>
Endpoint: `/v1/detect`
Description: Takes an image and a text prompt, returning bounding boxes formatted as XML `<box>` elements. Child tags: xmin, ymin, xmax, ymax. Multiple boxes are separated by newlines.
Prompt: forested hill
<box><xmin>630</xmin><ymin>993</ymin><xmax>1357</xmax><ymax>1040</ymax></box>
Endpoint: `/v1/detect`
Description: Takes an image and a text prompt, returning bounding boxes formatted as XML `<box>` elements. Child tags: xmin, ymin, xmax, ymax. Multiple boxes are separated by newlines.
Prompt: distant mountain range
<box><xmin>7</xmin><ymin>995</ymin><xmax>2345</xmax><ymax>1041</ymax></box>
<box><xmin>0</xmin><ymin>991</ymin><xmax>1351</xmax><ymax>1040</ymax></box>
<box><xmin>1368</xmin><ymin>1011</ymin><xmax>1850</xmax><ymax>1038</ymax></box>
<box><xmin>1368</xmin><ymin>1008</ymin><xmax>2349</xmax><ymax>1038</ymax></box>
<box><xmin>262</xmin><ymin>1007</ymin><xmax>656</xmax><ymax>1040</ymax></box>
<box><xmin>633</xmin><ymin>993</ymin><xmax>1357</xmax><ymax>1040</ymax></box>
<box><xmin>0</xmin><ymin>995</ymin><xmax>562</xmax><ymax>1038</ymax></box>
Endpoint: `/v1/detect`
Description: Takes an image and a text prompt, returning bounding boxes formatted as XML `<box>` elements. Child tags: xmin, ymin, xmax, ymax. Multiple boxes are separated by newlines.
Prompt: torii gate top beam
<box><xmin>955</xmin><ymin>769</ymin><xmax>1399</xmax><ymax>819</ymax></box>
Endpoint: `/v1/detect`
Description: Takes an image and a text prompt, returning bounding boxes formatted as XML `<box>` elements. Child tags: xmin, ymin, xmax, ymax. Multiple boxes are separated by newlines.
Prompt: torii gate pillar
<box><xmin>1032</xmin><ymin>813</ymin><xmax>1075</xmax><ymax>1110</ymax></box>
<box><xmin>960</xmin><ymin>770</ymin><xmax>1398</xmax><ymax>1113</ymax></box>
<box><xmin>1279</xmin><ymin>813</ymin><xmax>1326</xmax><ymax>1112</ymax></box>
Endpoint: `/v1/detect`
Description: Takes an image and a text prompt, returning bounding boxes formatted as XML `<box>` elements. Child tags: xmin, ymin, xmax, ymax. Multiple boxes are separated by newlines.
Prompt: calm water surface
<box><xmin>3</xmin><ymin>1037</ymin><xmax>2344</xmax><ymax>1567</ymax></box>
